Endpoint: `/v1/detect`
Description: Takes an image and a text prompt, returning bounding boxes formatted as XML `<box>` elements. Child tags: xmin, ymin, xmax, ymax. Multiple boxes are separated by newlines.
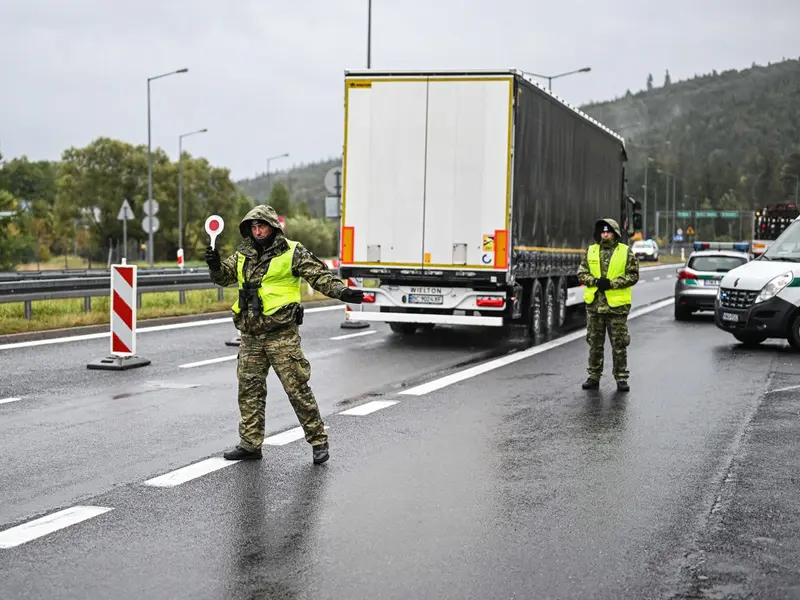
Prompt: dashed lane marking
<box><xmin>178</xmin><ymin>355</ymin><xmax>237</xmax><ymax>369</ymax></box>
<box><xmin>330</xmin><ymin>330</ymin><xmax>377</xmax><ymax>341</ymax></box>
<box><xmin>0</xmin><ymin>506</ymin><xmax>113</xmax><ymax>549</ymax></box>
<box><xmin>399</xmin><ymin>297</ymin><xmax>675</xmax><ymax>397</ymax></box>
<box><xmin>143</xmin><ymin>457</ymin><xmax>238</xmax><ymax>488</ymax></box>
<box><xmin>0</xmin><ymin>397</ymin><xmax>22</xmax><ymax>405</ymax></box>
<box><xmin>339</xmin><ymin>400</ymin><xmax>399</xmax><ymax>416</ymax></box>
<box><xmin>264</xmin><ymin>426</ymin><xmax>328</xmax><ymax>446</ymax></box>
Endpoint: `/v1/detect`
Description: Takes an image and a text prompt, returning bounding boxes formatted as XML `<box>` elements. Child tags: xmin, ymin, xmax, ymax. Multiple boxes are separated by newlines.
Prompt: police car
<box><xmin>674</xmin><ymin>241</ymin><xmax>752</xmax><ymax>321</ymax></box>
<box><xmin>715</xmin><ymin>217</ymin><xmax>800</xmax><ymax>348</ymax></box>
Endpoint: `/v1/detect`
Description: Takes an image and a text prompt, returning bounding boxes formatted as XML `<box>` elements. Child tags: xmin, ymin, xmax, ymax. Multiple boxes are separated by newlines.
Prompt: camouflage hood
<box><xmin>238</xmin><ymin>204</ymin><xmax>283</xmax><ymax>238</ymax></box>
<box><xmin>593</xmin><ymin>218</ymin><xmax>622</xmax><ymax>243</ymax></box>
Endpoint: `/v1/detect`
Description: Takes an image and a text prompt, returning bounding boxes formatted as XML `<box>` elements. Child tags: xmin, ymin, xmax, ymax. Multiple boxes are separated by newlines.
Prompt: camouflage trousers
<box><xmin>236</xmin><ymin>325</ymin><xmax>327</xmax><ymax>451</ymax></box>
<box><xmin>586</xmin><ymin>311</ymin><xmax>631</xmax><ymax>382</ymax></box>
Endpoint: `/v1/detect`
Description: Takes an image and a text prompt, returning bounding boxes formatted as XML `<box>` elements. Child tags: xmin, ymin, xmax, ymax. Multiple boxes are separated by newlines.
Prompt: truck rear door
<box><xmin>341</xmin><ymin>74</ymin><xmax>513</xmax><ymax>272</ymax></box>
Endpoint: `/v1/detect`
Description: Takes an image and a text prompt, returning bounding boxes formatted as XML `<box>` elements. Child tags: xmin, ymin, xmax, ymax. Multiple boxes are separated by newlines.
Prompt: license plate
<box><xmin>704</xmin><ymin>279</ymin><xmax>719</xmax><ymax>286</ymax></box>
<box><xmin>721</xmin><ymin>312</ymin><xmax>739</xmax><ymax>322</ymax></box>
<box><xmin>408</xmin><ymin>294</ymin><xmax>443</xmax><ymax>305</ymax></box>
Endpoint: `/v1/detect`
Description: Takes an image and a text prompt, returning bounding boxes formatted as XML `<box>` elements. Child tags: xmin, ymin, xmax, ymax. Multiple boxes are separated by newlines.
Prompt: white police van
<box><xmin>715</xmin><ymin>215</ymin><xmax>800</xmax><ymax>349</ymax></box>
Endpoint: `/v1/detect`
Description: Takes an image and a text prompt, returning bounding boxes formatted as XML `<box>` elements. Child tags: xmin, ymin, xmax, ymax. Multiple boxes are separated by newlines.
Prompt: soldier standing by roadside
<box><xmin>577</xmin><ymin>218</ymin><xmax>639</xmax><ymax>392</ymax></box>
<box><xmin>205</xmin><ymin>205</ymin><xmax>364</xmax><ymax>464</ymax></box>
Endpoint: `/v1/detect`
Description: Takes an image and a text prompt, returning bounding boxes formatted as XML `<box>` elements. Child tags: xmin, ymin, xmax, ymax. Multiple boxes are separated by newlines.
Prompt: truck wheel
<box><xmin>787</xmin><ymin>314</ymin><xmax>800</xmax><ymax>351</ymax></box>
<box><xmin>733</xmin><ymin>332</ymin><xmax>767</xmax><ymax>347</ymax></box>
<box><xmin>527</xmin><ymin>280</ymin><xmax>544</xmax><ymax>340</ymax></box>
<box><xmin>543</xmin><ymin>278</ymin><xmax>557</xmax><ymax>336</ymax></box>
<box><xmin>390</xmin><ymin>323</ymin><xmax>417</xmax><ymax>335</ymax></box>
<box><xmin>556</xmin><ymin>277</ymin><xmax>568</xmax><ymax>329</ymax></box>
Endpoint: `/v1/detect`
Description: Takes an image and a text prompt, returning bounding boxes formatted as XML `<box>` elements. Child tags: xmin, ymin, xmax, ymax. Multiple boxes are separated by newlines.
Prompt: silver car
<box><xmin>674</xmin><ymin>247</ymin><xmax>752</xmax><ymax>320</ymax></box>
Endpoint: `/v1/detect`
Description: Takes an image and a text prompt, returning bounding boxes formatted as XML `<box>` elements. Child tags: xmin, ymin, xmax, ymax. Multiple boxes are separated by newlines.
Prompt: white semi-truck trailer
<box><xmin>337</xmin><ymin>69</ymin><xmax>639</xmax><ymax>338</ymax></box>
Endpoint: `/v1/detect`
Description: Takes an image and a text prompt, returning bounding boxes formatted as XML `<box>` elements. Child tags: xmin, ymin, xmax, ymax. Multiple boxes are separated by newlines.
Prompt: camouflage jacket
<box><xmin>210</xmin><ymin>232</ymin><xmax>346</xmax><ymax>334</ymax></box>
<box><xmin>577</xmin><ymin>240</ymin><xmax>640</xmax><ymax>315</ymax></box>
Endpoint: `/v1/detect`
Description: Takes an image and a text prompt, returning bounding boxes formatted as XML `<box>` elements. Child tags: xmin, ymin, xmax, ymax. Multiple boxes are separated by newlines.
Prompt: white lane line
<box><xmin>339</xmin><ymin>400</ymin><xmax>399</xmax><ymax>416</ymax></box>
<box><xmin>399</xmin><ymin>297</ymin><xmax>675</xmax><ymax>397</ymax></box>
<box><xmin>178</xmin><ymin>355</ymin><xmax>237</xmax><ymax>369</ymax></box>
<box><xmin>143</xmin><ymin>457</ymin><xmax>238</xmax><ymax>488</ymax></box>
<box><xmin>0</xmin><ymin>397</ymin><xmax>22</xmax><ymax>405</ymax></box>
<box><xmin>0</xmin><ymin>304</ymin><xmax>345</xmax><ymax>351</ymax></box>
<box><xmin>330</xmin><ymin>330</ymin><xmax>377</xmax><ymax>341</ymax></box>
<box><xmin>0</xmin><ymin>506</ymin><xmax>113</xmax><ymax>549</ymax></box>
<box><xmin>264</xmin><ymin>425</ymin><xmax>329</xmax><ymax>446</ymax></box>
<box><xmin>767</xmin><ymin>384</ymin><xmax>800</xmax><ymax>394</ymax></box>
<box><xmin>653</xmin><ymin>276</ymin><xmax>661</xmax><ymax>281</ymax></box>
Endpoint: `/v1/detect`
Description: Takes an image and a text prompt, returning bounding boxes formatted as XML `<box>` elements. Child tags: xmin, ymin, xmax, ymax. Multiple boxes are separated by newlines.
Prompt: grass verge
<box><xmin>0</xmin><ymin>287</ymin><xmax>330</xmax><ymax>335</ymax></box>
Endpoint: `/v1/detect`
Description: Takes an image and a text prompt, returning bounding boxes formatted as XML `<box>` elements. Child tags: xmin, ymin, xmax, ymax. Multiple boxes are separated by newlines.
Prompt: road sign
<box><xmin>144</xmin><ymin>198</ymin><xmax>159</xmax><ymax>216</ymax></box>
<box><xmin>325</xmin><ymin>196</ymin><xmax>341</xmax><ymax>218</ymax></box>
<box><xmin>324</xmin><ymin>165</ymin><xmax>343</xmax><ymax>196</ymax></box>
<box><xmin>686</xmin><ymin>226</ymin><xmax>695</xmax><ymax>235</ymax></box>
<box><xmin>142</xmin><ymin>215</ymin><xmax>160</xmax><ymax>233</ymax></box>
<box><xmin>117</xmin><ymin>199</ymin><xmax>134</xmax><ymax>221</ymax></box>
<box><xmin>677</xmin><ymin>228</ymin><xmax>683</xmax><ymax>236</ymax></box>
<box><xmin>677</xmin><ymin>211</ymin><xmax>692</xmax><ymax>218</ymax></box>
<box><xmin>205</xmin><ymin>215</ymin><xmax>225</xmax><ymax>249</ymax></box>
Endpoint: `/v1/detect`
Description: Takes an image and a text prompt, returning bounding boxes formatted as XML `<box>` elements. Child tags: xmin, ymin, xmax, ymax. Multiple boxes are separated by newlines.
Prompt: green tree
<box><xmin>267</xmin><ymin>182</ymin><xmax>292</xmax><ymax>217</ymax></box>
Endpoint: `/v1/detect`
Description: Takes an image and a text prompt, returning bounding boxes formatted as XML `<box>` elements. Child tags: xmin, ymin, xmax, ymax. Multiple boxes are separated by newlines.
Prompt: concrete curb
<box><xmin>0</xmin><ymin>299</ymin><xmax>343</xmax><ymax>345</ymax></box>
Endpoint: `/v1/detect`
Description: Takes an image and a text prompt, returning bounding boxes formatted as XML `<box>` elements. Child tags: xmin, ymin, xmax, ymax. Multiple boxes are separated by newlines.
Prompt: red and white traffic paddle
<box><xmin>204</xmin><ymin>215</ymin><xmax>225</xmax><ymax>249</ymax></box>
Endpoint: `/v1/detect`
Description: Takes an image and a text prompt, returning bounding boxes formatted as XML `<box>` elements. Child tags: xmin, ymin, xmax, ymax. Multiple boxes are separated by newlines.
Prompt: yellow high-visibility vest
<box><xmin>583</xmin><ymin>243</ymin><xmax>632</xmax><ymax>307</ymax></box>
<box><xmin>232</xmin><ymin>240</ymin><xmax>302</xmax><ymax>315</ymax></box>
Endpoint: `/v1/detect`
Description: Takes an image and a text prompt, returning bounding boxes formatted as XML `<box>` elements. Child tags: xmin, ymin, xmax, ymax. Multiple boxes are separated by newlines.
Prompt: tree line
<box><xmin>0</xmin><ymin>138</ymin><xmax>339</xmax><ymax>271</ymax></box>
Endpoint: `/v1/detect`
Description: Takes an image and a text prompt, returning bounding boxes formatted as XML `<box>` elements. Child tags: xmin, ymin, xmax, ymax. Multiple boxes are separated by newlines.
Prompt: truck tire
<box><xmin>527</xmin><ymin>279</ymin><xmax>544</xmax><ymax>341</ymax></box>
<box><xmin>787</xmin><ymin>313</ymin><xmax>800</xmax><ymax>351</ymax></box>
<box><xmin>543</xmin><ymin>278</ymin><xmax>557</xmax><ymax>336</ymax></box>
<box><xmin>389</xmin><ymin>323</ymin><xmax>417</xmax><ymax>335</ymax></box>
<box><xmin>556</xmin><ymin>277</ymin><xmax>568</xmax><ymax>329</ymax></box>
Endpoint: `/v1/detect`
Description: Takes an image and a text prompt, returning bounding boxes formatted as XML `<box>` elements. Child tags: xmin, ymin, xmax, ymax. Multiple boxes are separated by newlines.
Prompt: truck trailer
<box><xmin>337</xmin><ymin>69</ymin><xmax>639</xmax><ymax>338</ymax></box>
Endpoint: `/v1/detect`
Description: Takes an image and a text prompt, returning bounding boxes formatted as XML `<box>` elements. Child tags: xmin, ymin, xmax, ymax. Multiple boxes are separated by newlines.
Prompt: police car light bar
<box><xmin>692</xmin><ymin>241</ymin><xmax>751</xmax><ymax>252</ymax></box>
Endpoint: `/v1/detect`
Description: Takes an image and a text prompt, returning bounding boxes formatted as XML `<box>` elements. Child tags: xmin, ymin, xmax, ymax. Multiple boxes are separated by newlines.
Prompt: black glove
<box><xmin>595</xmin><ymin>277</ymin><xmax>611</xmax><ymax>292</ymax></box>
<box><xmin>341</xmin><ymin>288</ymin><xmax>365</xmax><ymax>304</ymax></box>
<box><xmin>205</xmin><ymin>246</ymin><xmax>221</xmax><ymax>270</ymax></box>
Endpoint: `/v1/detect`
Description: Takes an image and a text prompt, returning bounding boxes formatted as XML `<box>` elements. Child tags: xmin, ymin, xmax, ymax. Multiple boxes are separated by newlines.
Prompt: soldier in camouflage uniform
<box><xmin>577</xmin><ymin>218</ymin><xmax>639</xmax><ymax>392</ymax></box>
<box><xmin>205</xmin><ymin>205</ymin><xmax>364</xmax><ymax>464</ymax></box>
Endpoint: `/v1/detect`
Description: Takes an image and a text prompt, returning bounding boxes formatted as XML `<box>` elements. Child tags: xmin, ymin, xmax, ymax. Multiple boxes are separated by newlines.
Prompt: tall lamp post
<box><xmin>367</xmin><ymin>0</ymin><xmax>372</xmax><ymax>68</ymax></box>
<box><xmin>522</xmin><ymin>67</ymin><xmax>591</xmax><ymax>91</ymax></box>
<box><xmin>266</xmin><ymin>152</ymin><xmax>290</xmax><ymax>192</ymax></box>
<box><xmin>177</xmin><ymin>127</ymin><xmax>208</xmax><ymax>270</ymax></box>
<box><xmin>628</xmin><ymin>140</ymin><xmax>671</xmax><ymax>237</ymax></box>
<box><xmin>147</xmin><ymin>67</ymin><xmax>189</xmax><ymax>266</ymax></box>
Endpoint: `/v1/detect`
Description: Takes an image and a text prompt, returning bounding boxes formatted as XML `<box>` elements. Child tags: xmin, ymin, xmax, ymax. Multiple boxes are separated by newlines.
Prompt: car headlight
<box><xmin>754</xmin><ymin>271</ymin><xmax>793</xmax><ymax>304</ymax></box>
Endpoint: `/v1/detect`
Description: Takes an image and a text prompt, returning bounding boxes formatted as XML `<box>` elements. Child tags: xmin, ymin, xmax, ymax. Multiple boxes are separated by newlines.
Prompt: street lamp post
<box><xmin>178</xmin><ymin>128</ymin><xmax>208</xmax><ymax>270</ymax></box>
<box><xmin>628</xmin><ymin>140</ymin><xmax>671</xmax><ymax>237</ymax></box>
<box><xmin>147</xmin><ymin>67</ymin><xmax>189</xmax><ymax>266</ymax></box>
<box><xmin>266</xmin><ymin>152</ymin><xmax>290</xmax><ymax>192</ymax></box>
<box><xmin>367</xmin><ymin>0</ymin><xmax>372</xmax><ymax>68</ymax></box>
<box><xmin>522</xmin><ymin>67</ymin><xmax>591</xmax><ymax>91</ymax></box>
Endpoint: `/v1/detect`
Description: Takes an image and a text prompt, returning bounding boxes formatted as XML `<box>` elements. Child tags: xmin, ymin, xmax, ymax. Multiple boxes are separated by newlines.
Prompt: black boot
<box><xmin>223</xmin><ymin>446</ymin><xmax>262</xmax><ymax>461</ymax></box>
<box><xmin>312</xmin><ymin>443</ymin><xmax>329</xmax><ymax>465</ymax></box>
<box><xmin>582</xmin><ymin>378</ymin><xmax>600</xmax><ymax>390</ymax></box>
<box><xmin>616</xmin><ymin>380</ymin><xmax>630</xmax><ymax>392</ymax></box>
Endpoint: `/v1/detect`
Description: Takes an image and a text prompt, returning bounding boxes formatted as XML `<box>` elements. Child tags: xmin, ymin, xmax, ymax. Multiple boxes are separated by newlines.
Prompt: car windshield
<box><xmin>689</xmin><ymin>255</ymin><xmax>747</xmax><ymax>272</ymax></box>
<box><xmin>632</xmin><ymin>241</ymin><xmax>651</xmax><ymax>248</ymax></box>
<box><xmin>762</xmin><ymin>219</ymin><xmax>800</xmax><ymax>262</ymax></box>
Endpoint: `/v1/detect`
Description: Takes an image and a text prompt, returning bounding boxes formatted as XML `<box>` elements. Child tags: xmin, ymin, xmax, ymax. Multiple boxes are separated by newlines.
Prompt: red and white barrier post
<box><xmin>87</xmin><ymin>259</ymin><xmax>151</xmax><ymax>370</ymax></box>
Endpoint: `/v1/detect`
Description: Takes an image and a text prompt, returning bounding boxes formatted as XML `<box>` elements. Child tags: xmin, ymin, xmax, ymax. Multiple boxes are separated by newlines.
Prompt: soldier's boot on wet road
<box><xmin>616</xmin><ymin>380</ymin><xmax>630</xmax><ymax>392</ymax></box>
<box><xmin>223</xmin><ymin>446</ymin><xmax>263</xmax><ymax>461</ymax></box>
<box><xmin>312</xmin><ymin>443</ymin><xmax>329</xmax><ymax>464</ymax></box>
<box><xmin>582</xmin><ymin>378</ymin><xmax>600</xmax><ymax>390</ymax></box>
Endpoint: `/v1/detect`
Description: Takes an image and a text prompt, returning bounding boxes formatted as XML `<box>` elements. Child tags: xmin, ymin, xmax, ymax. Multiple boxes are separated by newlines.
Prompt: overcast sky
<box><xmin>1</xmin><ymin>0</ymin><xmax>797</xmax><ymax>182</ymax></box>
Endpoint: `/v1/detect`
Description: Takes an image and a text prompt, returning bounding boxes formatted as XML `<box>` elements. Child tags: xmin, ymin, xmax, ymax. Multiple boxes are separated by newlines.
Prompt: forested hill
<box><xmin>238</xmin><ymin>58</ymin><xmax>800</xmax><ymax>238</ymax></box>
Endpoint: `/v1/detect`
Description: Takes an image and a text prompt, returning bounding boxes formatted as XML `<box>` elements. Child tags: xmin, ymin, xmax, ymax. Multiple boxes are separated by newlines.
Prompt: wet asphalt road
<box><xmin>2</xmin><ymin>265</ymin><xmax>798</xmax><ymax>599</ymax></box>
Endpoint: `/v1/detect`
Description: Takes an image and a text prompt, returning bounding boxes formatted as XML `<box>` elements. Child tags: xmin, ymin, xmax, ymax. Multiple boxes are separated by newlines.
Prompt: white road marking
<box><xmin>0</xmin><ymin>304</ymin><xmax>345</xmax><ymax>351</ymax></box>
<box><xmin>767</xmin><ymin>384</ymin><xmax>800</xmax><ymax>394</ymax></box>
<box><xmin>330</xmin><ymin>330</ymin><xmax>377</xmax><ymax>341</ymax></box>
<box><xmin>264</xmin><ymin>425</ymin><xmax>328</xmax><ymax>445</ymax></box>
<box><xmin>178</xmin><ymin>355</ymin><xmax>237</xmax><ymax>369</ymax></box>
<box><xmin>653</xmin><ymin>276</ymin><xmax>661</xmax><ymax>281</ymax></box>
<box><xmin>143</xmin><ymin>457</ymin><xmax>238</xmax><ymax>488</ymax></box>
<box><xmin>0</xmin><ymin>506</ymin><xmax>113</xmax><ymax>549</ymax></box>
<box><xmin>339</xmin><ymin>400</ymin><xmax>399</xmax><ymax>416</ymax></box>
<box><xmin>399</xmin><ymin>298</ymin><xmax>675</xmax><ymax>396</ymax></box>
<box><xmin>0</xmin><ymin>397</ymin><xmax>22</xmax><ymax>405</ymax></box>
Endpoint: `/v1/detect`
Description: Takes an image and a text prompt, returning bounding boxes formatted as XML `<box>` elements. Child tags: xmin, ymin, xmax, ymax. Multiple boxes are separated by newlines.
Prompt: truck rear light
<box><xmin>476</xmin><ymin>297</ymin><xmax>504</xmax><ymax>307</ymax></box>
<box><xmin>362</xmin><ymin>292</ymin><xmax>376</xmax><ymax>303</ymax></box>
